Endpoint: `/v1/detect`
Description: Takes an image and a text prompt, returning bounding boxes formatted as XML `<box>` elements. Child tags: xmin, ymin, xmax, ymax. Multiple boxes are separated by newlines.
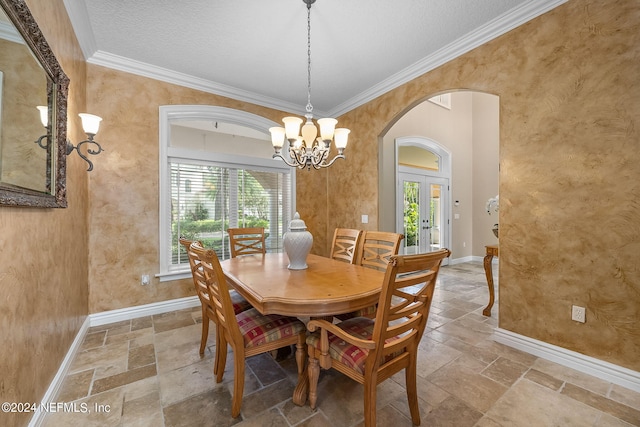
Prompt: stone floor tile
<box><xmin>131</xmin><ymin>316</ymin><xmax>153</xmax><ymax>331</ymax></box>
<box><xmin>163</xmin><ymin>388</ymin><xmax>239</xmax><ymax>427</ymax></box>
<box><xmin>128</xmin><ymin>343</ymin><xmax>155</xmax><ymax>370</ymax></box>
<box><xmin>56</xmin><ymin>369</ymin><xmax>94</xmax><ymax>402</ymax></box>
<box><xmin>80</xmin><ymin>331</ymin><xmax>106</xmax><ymax>350</ymax></box>
<box><xmin>68</xmin><ymin>341</ymin><xmax>129</xmax><ymax>375</ymax></box>
<box><xmin>561</xmin><ymin>383</ymin><xmax>640</xmax><ymax>425</ymax></box>
<box><xmin>485</xmin><ymin>378</ymin><xmax>601</xmax><ymax>426</ymax></box>
<box><xmin>610</xmin><ymin>384</ymin><xmax>640</xmax><ymax>411</ymax></box>
<box><xmin>422</xmin><ymin>395</ymin><xmax>483</xmax><ymax>427</ymax></box>
<box><xmin>426</xmin><ymin>358</ymin><xmax>508</xmax><ymax>412</ymax></box>
<box><xmin>153</xmin><ymin>310</ymin><xmax>197</xmax><ymax>333</ymax></box>
<box><xmin>523</xmin><ymin>368</ymin><xmax>564</xmax><ymax>391</ymax></box>
<box><xmin>532</xmin><ymin>358</ymin><xmax>612</xmax><ymax>395</ymax></box>
<box><xmin>91</xmin><ymin>364</ymin><xmax>157</xmax><ymax>395</ymax></box>
<box><xmin>158</xmin><ymin>357</ymin><xmax>218</xmax><ymax>407</ymax></box>
<box><xmin>481</xmin><ymin>357</ymin><xmax>529</xmax><ymax>387</ymax></box>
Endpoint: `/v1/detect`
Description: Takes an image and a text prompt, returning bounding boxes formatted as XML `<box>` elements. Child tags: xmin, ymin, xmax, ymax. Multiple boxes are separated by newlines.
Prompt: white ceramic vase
<box><xmin>283</xmin><ymin>212</ymin><xmax>313</xmax><ymax>270</ymax></box>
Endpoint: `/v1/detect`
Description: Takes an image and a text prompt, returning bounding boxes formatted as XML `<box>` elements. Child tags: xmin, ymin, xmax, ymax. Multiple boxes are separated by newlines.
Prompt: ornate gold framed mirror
<box><xmin>0</xmin><ymin>0</ymin><xmax>69</xmax><ymax>207</ymax></box>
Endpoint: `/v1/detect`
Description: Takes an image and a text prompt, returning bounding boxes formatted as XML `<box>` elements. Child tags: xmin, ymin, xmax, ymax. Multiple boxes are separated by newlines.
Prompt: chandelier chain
<box><xmin>306</xmin><ymin>1</ymin><xmax>313</xmax><ymax>114</ymax></box>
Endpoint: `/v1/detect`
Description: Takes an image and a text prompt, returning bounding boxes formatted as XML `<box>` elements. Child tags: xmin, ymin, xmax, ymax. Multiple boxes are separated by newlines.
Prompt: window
<box><xmin>170</xmin><ymin>161</ymin><xmax>290</xmax><ymax>267</ymax></box>
<box><xmin>158</xmin><ymin>106</ymin><xmax>294</xmax><ymax>281</ymax></box>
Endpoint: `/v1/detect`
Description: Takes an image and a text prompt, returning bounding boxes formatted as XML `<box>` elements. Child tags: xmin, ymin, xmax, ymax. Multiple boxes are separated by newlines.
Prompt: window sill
<box><xmin>156</xmin><ymin>270</ymin><xmax>192</xmax><ymax>282</ymax></box>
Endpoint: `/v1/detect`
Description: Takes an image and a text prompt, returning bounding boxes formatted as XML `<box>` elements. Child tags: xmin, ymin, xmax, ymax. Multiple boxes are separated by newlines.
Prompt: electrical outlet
<box><xmin>571</xmin><ymin>305</ymin><xmax>586</xmax><ymax>323</ymax></box>
<box><xmin>141</xmin><ymin>274</ymin><xmax>150</xmax><ymax>286</ymax></box>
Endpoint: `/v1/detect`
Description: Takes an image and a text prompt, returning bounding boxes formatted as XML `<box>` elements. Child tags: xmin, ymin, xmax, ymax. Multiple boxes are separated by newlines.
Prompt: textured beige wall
<box><xmin>471</xmin><ymin>93</ymin><xmax>500</xmax><ymax>254</ymax></box>
<box><xmin>298</xmin><ymin>0</ymin><xmax>640</xmax><ymax>371</ymax></box>
<box><xmin>85</xmin><ymin>66</ymin><xmax>286</xmax><ymax>313</ymax></box>
<box><xmin>0</xmin><ymin>1</ymin><xmax>89</xmax><ymax>426</ymax></box>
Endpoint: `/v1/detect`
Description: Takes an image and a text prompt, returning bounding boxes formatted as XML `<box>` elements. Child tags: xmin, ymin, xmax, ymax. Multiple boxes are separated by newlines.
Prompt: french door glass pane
<box><xmin>403</xmin><ymin>180</ymin><xmax>420</xmax><ymax>254</ymax></box>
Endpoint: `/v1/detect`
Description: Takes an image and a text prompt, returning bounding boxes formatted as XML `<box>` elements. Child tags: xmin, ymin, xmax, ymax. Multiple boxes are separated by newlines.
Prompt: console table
<box><xmin>483</xmin><ymin>245</ymin><xmax>498</xmax><ymax>316</ymax></box>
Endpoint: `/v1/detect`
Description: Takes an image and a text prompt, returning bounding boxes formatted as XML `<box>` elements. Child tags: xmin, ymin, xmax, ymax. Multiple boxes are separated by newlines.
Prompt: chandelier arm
<box><xmin>291</xmin><ymin>146</ymin><xmax>310</xmax><ymax>167</ymax></box>
<box><xmin>272</xmin><ymin>153</ymin><xmax>301</xmax><ymax>168</ymax></box>
<box><xmin>316</xmin><ymin>154</ymin><xmax>346</xmax><ymax>169</ymax></box>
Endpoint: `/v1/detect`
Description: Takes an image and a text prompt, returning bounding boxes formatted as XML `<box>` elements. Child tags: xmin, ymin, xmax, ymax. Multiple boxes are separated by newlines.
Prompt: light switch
<box><xmin>361</xmin><ymin>215</ymin><xmax>368</xmax><ymax>224</ymax></box>
<box><xmin>454</xmin><ymin>213</ymin><xmax>460</xmax><ymax>219</ymax></box>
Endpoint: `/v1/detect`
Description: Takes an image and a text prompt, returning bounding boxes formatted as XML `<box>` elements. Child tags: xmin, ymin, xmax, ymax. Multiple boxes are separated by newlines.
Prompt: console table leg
<box><xmin>483</xmin><ymin>253</ymin><xmax>495</xmax><ymax>316</ymax></box>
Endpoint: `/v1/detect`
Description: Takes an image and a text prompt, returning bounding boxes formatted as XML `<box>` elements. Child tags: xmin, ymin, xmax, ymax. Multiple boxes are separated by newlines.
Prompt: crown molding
<box><xmin>68</xmin><ymin>0</ymin><xmax>566</xmax><ymax>118</ymax></box>
<box><xmin>0</xmin><ymin>21</ymin><xmax>23</xmax><ymax>43</ymax></box>
<box><xmin>87</xmin><ymin>50</ymin><xmax>323</xmax><ymax>117</ymax></box>
<box><xmin>62</xmin><ymin>0</ymin><xmax>97</xmax><ymax>60</ymax></box>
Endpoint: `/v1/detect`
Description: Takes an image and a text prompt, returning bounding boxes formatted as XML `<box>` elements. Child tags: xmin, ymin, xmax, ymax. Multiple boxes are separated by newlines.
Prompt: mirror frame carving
<box><xmin>0</xmin><ymin>0</ymin><xmax>69</xmax><ymax>207</ymax></box>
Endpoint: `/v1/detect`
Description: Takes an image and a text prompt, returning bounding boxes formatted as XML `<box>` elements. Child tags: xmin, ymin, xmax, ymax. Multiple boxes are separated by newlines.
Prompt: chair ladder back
<box><xmin>357</xmin><ymin>231</ymin><xmax>404</xmax><ymax>271</ymax></box>
<box><xmin>180</xmin><ymin>238</ymin><xmax>211</xmax><ymax>304</ymax></box>
<box><xmin>330</xmin><ymin>228</ymin><xmax>363</xmax><ymax>264</ymax></box>
<box><xmin>372</xmin><ymin>249</ymin><xmax>451</xmax><ymax>362</ymax></box>
<box><xmin>190</xmin><ymin>242</ymin><xmax>243</xmax><ymax>343</ymax></box>
<box><xmin>227</xmin><ymin>227</ymin><xmax>266</xmax><ymax>258</ymax></box>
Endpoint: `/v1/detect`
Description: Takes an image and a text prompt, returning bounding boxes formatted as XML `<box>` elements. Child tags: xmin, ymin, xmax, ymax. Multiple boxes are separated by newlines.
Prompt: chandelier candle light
<box><xmin>269</xmin><ymin>0</ymin><xmax>350</xmax><ymax>170</ymax></box>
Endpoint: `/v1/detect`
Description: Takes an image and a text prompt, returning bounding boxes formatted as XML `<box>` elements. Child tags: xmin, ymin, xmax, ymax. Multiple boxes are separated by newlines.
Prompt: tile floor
<box><xmin>43</xmin><ymin>262</ymin><xmax>640</xmax><ymax>427</ymax></box>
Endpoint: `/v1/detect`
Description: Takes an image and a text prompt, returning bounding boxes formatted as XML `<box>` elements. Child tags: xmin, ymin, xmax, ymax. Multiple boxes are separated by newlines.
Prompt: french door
<box><xmin>397</xmin><ymin>172</ymin><xmax>449</xmax><ymax>263</ymax></box>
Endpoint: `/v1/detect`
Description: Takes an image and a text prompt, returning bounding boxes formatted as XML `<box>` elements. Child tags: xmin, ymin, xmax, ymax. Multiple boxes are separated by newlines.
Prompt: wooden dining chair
<box><xmin>330</xmin><ymin>228</ymin><xmax>363</xmax><ymax>264</ymax></box>
<box><xmin>227</xmin><ymin>227</ymin><xmax>266</xmax><ymax>257</ymax></box>
<box><xmin>335</xmin><ymin>231</ymin><xmax>404</xmax><ymax>320</ymax></box>
<box><xmin>179</xmin><ymin>238</ymin><xmax>251</xmax><ymax>374</ymax></box>
<box><xmin>356</xmin><ymin>230</ymin><xmax>404</xmax><ymax>271</ymax></box>
<box><xmin>307</xmin><ymin>249</ymin><xmax>451</xmax><ymax>427</ymax></box>
<box><xmin>190</xmin><ymin>241</ymin><xmax>307</xmax><ymax>418</ymax></box>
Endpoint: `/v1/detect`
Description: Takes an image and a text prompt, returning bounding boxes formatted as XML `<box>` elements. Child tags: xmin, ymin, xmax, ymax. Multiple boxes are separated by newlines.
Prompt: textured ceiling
<box><xmin>63</xmin><ymin>0</ymin><xmax>565</xmax><ymax>117</ymax></box>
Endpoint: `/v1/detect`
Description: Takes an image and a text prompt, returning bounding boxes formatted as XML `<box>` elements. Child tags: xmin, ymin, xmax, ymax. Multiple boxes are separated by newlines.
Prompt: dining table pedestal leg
<box><xmin>292</xmin><ymin>340</ymin><xmax>309</xmax><ymax>405</ymax></box>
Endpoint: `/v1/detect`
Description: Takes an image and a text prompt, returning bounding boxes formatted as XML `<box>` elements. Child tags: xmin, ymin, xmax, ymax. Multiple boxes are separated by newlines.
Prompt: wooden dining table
<box><xmin>219</xmin><ymin>252</ymin><xmax>385</xmax><ymax>405</ymax></box>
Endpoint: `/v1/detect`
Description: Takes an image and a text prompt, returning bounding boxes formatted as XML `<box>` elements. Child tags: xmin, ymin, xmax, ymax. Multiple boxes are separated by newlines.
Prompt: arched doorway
<box><xmin>379</xmin><ymin>91</ymin><xmax>499</xmax><ymax>262</ymax></box>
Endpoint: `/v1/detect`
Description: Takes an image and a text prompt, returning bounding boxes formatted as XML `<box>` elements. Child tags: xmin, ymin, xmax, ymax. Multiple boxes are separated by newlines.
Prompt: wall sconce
<box><xmin>36</xmin><ymin>107</ymin><xmax>105</xmax><ymax>171</ymax></box>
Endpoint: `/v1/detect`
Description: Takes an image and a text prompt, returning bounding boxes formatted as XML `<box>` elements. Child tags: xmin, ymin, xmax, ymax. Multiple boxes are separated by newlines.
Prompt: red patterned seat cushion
<box><xmin>306</xmin><ymin>317</ymin><xmax>402</xmax><ymax>375</ymax></box>
<box><xmin>230</xmin><ymin>290</ymin><xmax>252</xmax><ymax>314</ymax></box>
<box><xmin>236</xmin><ymin>308</ymin><xmax>306</xmax><ymax>348</ymax></box>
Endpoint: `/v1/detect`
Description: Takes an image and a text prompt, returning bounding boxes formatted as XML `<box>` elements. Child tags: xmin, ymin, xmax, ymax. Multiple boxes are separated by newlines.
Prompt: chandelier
<box><xmin>269</xmin><ymin>0</ymin><xmax>350</xmax><ymax>170</ymax></box>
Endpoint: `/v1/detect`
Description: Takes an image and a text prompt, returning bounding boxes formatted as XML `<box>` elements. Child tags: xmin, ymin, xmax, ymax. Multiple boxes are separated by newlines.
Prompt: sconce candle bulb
<box><xmin>79</xmin><ymin>113</ymin><xmax>102</xmax><ymax>136</ymax></box>
<box><xmin>37</xmin><ymin>105</ymin><xmax>48</xmax><ymax>127</ymax></box>
<box><xmin>35</xmin><ymin>106</ymin><xmax>50</xmax><ymax>149</ymax></box>
<box><xmin>66</xmin><ymin>113</ymin><xmax>104</xmax><ymax>171</ymax></box>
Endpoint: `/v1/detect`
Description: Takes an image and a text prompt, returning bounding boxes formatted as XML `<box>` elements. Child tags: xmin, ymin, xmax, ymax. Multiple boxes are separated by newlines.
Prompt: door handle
<box><xmin>422</xmin><ymin>226</ymin><xmax>430</xmax><ymax>230</ymax></box>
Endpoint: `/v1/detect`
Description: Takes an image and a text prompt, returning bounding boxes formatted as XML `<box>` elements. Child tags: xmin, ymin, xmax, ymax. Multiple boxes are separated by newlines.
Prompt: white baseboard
<box><xmin>89</xmin><ymin>295</ymin><xmax>200</xmax><ymax>326</ymax></box>
<box><xmin>494</xmin><ymin>328</ymin><xmax>640</xmax><ymax>393</ymax></box>
<box><xmin>28</xmin><ymin>316</ymin><xmax>91</xmax><ymax>427</ymax></box>
<box><xmin>28</xmin><ymin>296</ymin><xmax>200</xmax><ymax>426</ymax></box>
